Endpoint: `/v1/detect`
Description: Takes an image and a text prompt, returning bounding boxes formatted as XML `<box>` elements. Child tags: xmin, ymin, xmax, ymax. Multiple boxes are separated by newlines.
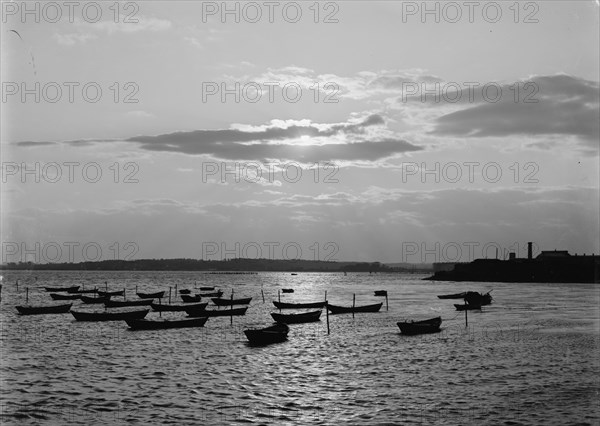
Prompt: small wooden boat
<box><xmin>244</xmin><ymin>323</ymin><xmax>289</xmax><ymax>345</ymax></box>
<box><xmin>181</xmin><ymin>295</ymin><xmax>202</xmax><ymax>303</ymax></box>
<box><xmin>464</xmin><ymin>291</ymin><xmax>492</xmax><ymax>306</ymax></box>
<box><xmin>273</xmin><ymin>301</ymin><xmax>326</xmax><ymax>309</ymax></box>
<box><xmin>16</xmin><ymin>303</ymin><xmax>72</xmax><ymax>315</ymax></box>
<box><xmin>437</xmin><ymin>292</ymin><xmax>467</xmax><ymax>299</ymax></box>
<box><xmin>151</xmin><ymin>302</ymin><xmax>207</xmax><ymax>312</ymax></box>
<box><xmin>186</xmin><ymin>307</ymin><xmax>248</xmax><ymax>317</ymax></box>
<box><xmin>454</xmin><ymin>304</ymin><xmax>482</xmax><ymax>311</ymax></box>
<box><xmin>73</xmin><ymin>288</ymin><xmax>98</xmax><ymax>294</ymax></box>
<box><xmin>327</xmin><ymin>302</ymin><xmax>383</xmax><ymax>314</ymax></box>
<box><xmin>126</xmin><ymin>316</ymin><xmax>208</xmax><ymax>330</ymax></box>
<box><xmin>291</xmin><ymin>273</ymin><xmax>298</xmax><ymax>275</ymax></box>
<box><xmin>374</xmin><ymin>290</ymin><xmax>387</xmax><ymax>296</ymax></box>
<box><xmin>199</xmin><ymin>291</ymin><xmax>223</xmax><ymax>298</ymax></box>
<box><xmin>179</xmin><ymin>289</ymin><xmax>191</xmax><ymax>294</ymax></box>
<box><xmin>98</xmin><ymin>290</ymin><xmax>124</xmax><ymax>297</ymax></box>
<box><xmin>70</xmin><ymin>309</ymin><xmax>149</xmax><ymax>322</ymax></box>
<box><xmin>104</xmin><ymin>299</ymin><xmax>153</xmax><ymax>308</ymax></box>
<box><xmin>80</xmin><ymin>295</ymin><xmax>110</xmax><ymax>304</ymax></box>
<box><xmin>397</xmin><ymin>317</ymin><xmax>442</xmax><ymax>335</ymax></box>
<box><xmin>271</xmin><ymin>310</ymin><xmax>321</xmax><ymax>324</ymax></box>
<box><xmin>44</xmin><ymin>285</ymin><xmax>79</xmax><ymax>293</ymax></box>
<box><xmin>198</xmin><ymin>286</ymin><xmax>215</xmax><ymax>291</ymax></box>
<box><xmin>50</xmin><ymin>293</ymin><xmax>81</xmax><ymax>300</ymax></box>
<box><xmin>281</xmin><ymin>289</ymin><xmax>294</xmax><ymax>293</ymax></box>
<box><xmin>211</xmin><ymin>297</ymin><xmax>252</xmax><ymax>306</ymax></box>
<box><xmin>136</xmin><ymin>291</ymin><xmax>165</xmax><ymax>299</ymax></box>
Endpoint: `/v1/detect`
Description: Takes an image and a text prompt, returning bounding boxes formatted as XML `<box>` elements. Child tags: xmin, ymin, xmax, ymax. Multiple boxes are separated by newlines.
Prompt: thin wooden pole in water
<box><xmin>324</xmin><ymin>290</ymin><xmax>327</xmax><ymax>302</ymax></box>
<box><xmin>26</xmin><ymin>287</ymin><xmax>29</xmax><ymax>303</ymax></box>
<box><xmin>230</xmin><ymin>291</ymin><xmax>234</xmax><ymax>325</ymax></box>
<box><xmin>105</xmin><ymin>281</ymin><xmax>108</xmax><ymax>292</ymax></box>
<box><xmin>465</xmin><ymin>304</ymin><xmax>468</xmax><ymax>327</ymax></box>
<box><xmin>352</xmin><ymin>293</ymin><xmax>356</xmax><ymax>319</ymax></box>
<box><xmin>124</xmin><ymin>288</ymin><xmax>127</xmax><ymax>301</ymax></box>
<box><xmin>168</xmin><ymin>287</ymin><xmax>172</xmax><ymax>304</ymax></box>
<box><xmin>326</xmin><ymin>301</ymin><xmax>330</xmax><ymax>335</ymax></box>
<box><xmin>16</xmin><ymin>279</ymin><xmax>19</xmax><ymax>291</ymax></box>
<box><xmin>159</xmin><ymin>297</ymin><xmax>162</xmax><ymax>317</ymax></box>
<box><xmin>261</xmin><ymin>289</ymin><xmax>265</xmax><ymax>303</ymax></box>
<box><xmin>385</xmin><ymin>293</ymin><xmax>389</xmax><ymax>311</ymax></box>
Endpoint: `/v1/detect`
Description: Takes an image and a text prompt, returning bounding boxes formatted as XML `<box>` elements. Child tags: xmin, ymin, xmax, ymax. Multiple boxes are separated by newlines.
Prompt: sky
<box><xmin>1</xmin><ymin>1</ymin><xmax>599</xmax><ymax>264</ymax></box>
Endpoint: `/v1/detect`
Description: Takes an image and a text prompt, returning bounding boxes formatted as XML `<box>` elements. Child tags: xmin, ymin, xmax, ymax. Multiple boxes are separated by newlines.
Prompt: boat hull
<box><xmin>181</xmin><ymin>295</ymin><xmax>202</xmax><ymax>303</ymax></box>
<box><xmin>211</xmin><ymin>297</ymin><xmax>252</xmax><ymax>306</ymax></box>
<box><xmin>327</xmin><ymin>302</ymin><xmax>383</xmax><ymax>314</ymax></box>
<box><xmin>126</xmin><ymin>317</ymin><xmax>208</xmax><ymax>330</ymax></box>
<box><xmin>186</xmin><ymin>307</ymin><xmax>248</xmax><ymax>317</ymax></box>
<box><xmin>437</xmin><ymin>292</ymin><xmax>467</xmax><ymax>299</ymax></box>
<box><xmin>70</xmin><ymin>309</ymin><xmax>149</xmax><ymax>322</ymax></box>
<box><xmin>151</xmin><ymin>302</ymin><xmax>207</xmax><ymax>312</ymax></box>
<box><xmin>397</xmin><ymin>317</ymin><xmax>442</xmax><ymax>335</ymax></box>
<box><xmin>80</xmin><ymin>295</ymin><xmax>110</xmax><ymax>304</ymax></box>
<box><xmin>136</xmin><ymin>291</ymin><xmax>165</xmax><ymax>299</ymax></box>
<box><xmin>16</xmin><ymin>303</ymin><xmax>72</xmax><ymax>315</ymax></box>
<box><xmin>50</xmin><ymin>293</ymin><xmax>81</xmax><ymax>300</ymax></box>
<box><xmin>271</xmin><ymin>310</ymin><xmax>321</xmax><ymax>324</ymax></box>
<box><xmin>44</xmin><ymin>286</ymin><xmax>79</xmax><ymax>293</ymax></box>
<box><xmin>454</xmin><ymin>304</ymin><xmax>481</xmax><ymax>311</ymax></box>
<box><xmin>272</xmin><ymin>301</ymin><xmax>326</xmax><ymax>309</ymax></box>
<box><xmin>244</xmin><ymin>323</ymin><xmax>289</xmax><ymax>345</ymax></box>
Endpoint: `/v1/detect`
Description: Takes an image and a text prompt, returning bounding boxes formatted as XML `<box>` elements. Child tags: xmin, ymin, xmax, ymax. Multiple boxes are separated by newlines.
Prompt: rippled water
<box><xmin>1</xmin><ymin>271</ymin><xmax>599</xmax><ymax>425</ymax></box>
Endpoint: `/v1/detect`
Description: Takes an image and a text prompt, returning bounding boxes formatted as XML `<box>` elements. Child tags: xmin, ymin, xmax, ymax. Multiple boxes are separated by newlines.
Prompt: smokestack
<box><xmin>528</xmin><ymin>242</ymin><xmax>533</xmax><ymax>260</ymax></box>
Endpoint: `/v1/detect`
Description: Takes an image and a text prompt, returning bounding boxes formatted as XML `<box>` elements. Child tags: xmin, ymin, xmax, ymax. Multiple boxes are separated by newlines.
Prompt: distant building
<box><xmin>536</xmin><ymin>250</ymin><xmax>571</xmax><ymax>259</ymax></box>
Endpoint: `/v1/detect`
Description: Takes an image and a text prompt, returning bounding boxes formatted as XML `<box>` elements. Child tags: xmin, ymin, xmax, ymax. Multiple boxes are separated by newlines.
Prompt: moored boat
<box><xmin>70</xmin><ymin>309</ymin><xmax>149</xmax><ymax>322</ymax></box>
<box><xmin>80</xmin><ymin>295</ymin><xmax>110</xmax><ymax>304</ymax></box>
<box><xmin>454</xmin><ymin>303</ymin><xmax>482</xmax><ymax>311</ymax></box>
<box><xmin>327</xmin><ymin>302</ymin><xmax>383</xmax><ymax>314</ymax></box>
<box><xmin>437</xmin><ymin>292</ymin><xmax>467</xmax><ymax>299</ymax></box>
<box><xmin>98</xmin><ymin>290</ymin><xmax>125</xmax><ymax>297</ymax></box>
<box><xmin>374</xmin><ymin>290</ymin><xmax>387</xmax><ymax>296</ymax></box>
<box><xmin>244</xmin><ymin>323</ymin><xmax>289</xmax><ymax>345</ymax></box>
<box><xmin>397</xmin><ymin>317</ymin><xmax>442</xmax><ymax>335</ymax></box>
<box><xmin>181</xmin><ymin>295</ymin><xmax>202</xmax><ymax>303</ymax></box>
<box><xmin>272</xmin><ymin>301</ymin><xmax>326</xmax><ymax>309</ymax></box>
<box><xmin>179</xmin><ymin>289</ymin><xmax>191</xmax><ymax>294</ymax></box>
<box><xmin>198</xmin><ymin>286</ymin><xmax>215</xmax><ymax>291</ymax></box>
<box><xmin>136</xmin><ymin>291</ymin><xmax>165</xmax><ymax>299</ymax></box>
<box><xmin>211</xmin><ymin>297</ymin><xmax>252</xmax><ymax>306</ymax></box>
<box><xmin>43</xmin><ymin>285</ymin><xmax>79</xmax><ymax>293</ymax></box>
<box><xmin>464</xmin><ymin>291</ymin><xmax>492</xmax><ymax>306</ymax></box>
<box><xmin>281</xmin><ymin>289</ymin><xmax>294</xmax><ymax>293</ymax></box>
<box><xmin>186</xmin><ymin>306</ymin><xmax>247</xmax><ymax>317</ymax></box>
<box><xmin>16</xmin><ymin>303</ymin><xmax>72</xmax><ymax>315</ymax></box>
<box><xmin>104</xmin><ymin>299</ymin><xmax>153</xmax><ymax>308</ymax></box>
<box><xmin>270</xmin><ymin>310</ymin><xmax>321</xmax><ymax>324</ymax></box>
<box><xmin>126</xmin><ymin>316</ymin><xmax>208</xmax><ymax>330</ymax></box>
<box><xmin>50</xmin><ymin>293</ymin><xmax>82</xmax><ymax>300</ymax></box>
<box><xmin>151</xmin><ymin>302</ymin><xmax>207</xmax><ymax>312</ymax></box>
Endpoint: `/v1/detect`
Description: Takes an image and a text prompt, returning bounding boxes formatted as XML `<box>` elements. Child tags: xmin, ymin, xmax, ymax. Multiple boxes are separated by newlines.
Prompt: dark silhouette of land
<box><xmin>0</xmin><ymin>258</ymin><xmax>428</xmax><ymax>273</ymax></box>
<box><xmin>426</xmin><ymin>245</ymin><xmax>599</xmax><ymax>283</ymax></box>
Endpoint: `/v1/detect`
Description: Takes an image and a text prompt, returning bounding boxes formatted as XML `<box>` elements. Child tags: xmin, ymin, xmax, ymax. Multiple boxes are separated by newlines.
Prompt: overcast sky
<box><xmin>1</xmin><ymin>1</ymin><xmax>599</xmax><ymax>263</ymax></box>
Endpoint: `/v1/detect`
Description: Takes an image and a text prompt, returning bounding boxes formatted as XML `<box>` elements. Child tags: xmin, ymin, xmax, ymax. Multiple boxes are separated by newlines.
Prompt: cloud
<box><xmin>75</xmin><ymin>16</ymin><xmax>172</xmax><ymax>34</ymax></box>
<box><xmin>123</xmin><ymin>114</ymin><xmax>421</xmax><ymax>161</ymax></box>
<box><xmin>126</xmin><ymin>110</ymin><xmax>154</xmax><ymax>118</ymax></box>
<box><xmin>53</xmin><ymin>33</ymin><xmax>97</xmax><ymax>46</ymax></box>
<box><xmin>427</xmin><ymin>75</ymin><xmax>599</xmax><ymax>150</ymax></box>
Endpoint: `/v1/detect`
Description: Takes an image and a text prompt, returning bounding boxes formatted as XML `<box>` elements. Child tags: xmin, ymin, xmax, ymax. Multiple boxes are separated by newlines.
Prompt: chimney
<box><xmin>509</xmin><ymin>252</ymin><xmax>516</xmax><ymax>260</ymax></box>
<box><xmin>528</xmin><ymin>242</ymin><xmax>533</xmax><ymax>260</ymax></box>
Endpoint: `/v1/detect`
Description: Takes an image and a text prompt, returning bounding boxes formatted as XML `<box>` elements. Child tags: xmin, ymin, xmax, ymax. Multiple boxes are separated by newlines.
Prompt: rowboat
<box><xmin>126</xmin><ymin>316</ymin><xmax>208</xmax><ymax>330</ymax></box>
<box><xmin>80</xmin><ymin>295</ymin><xmax>110</xmax><ymax>304</ymax></box>
<box><xmin>211</xmin><ymin>297</ymin><xmax>252</xmax><ymax>306</ymax></box>
<box><xmin>327</xmin><ymin>302</ymin><xmax>383</xmax><ymax>314</ymax></box>
<box><xmin>181</xmin><ymin>295</ymin><xmax>202</xmax><ymax>303</ymax></box>
<box><xmin>104</xmin><ymin>299</ymin><xmax>153</xmax><ymax>308</ymax></box>
<box><xmin>179</xmin><ymin>289</ymin><xmax>191</xmax><ymax>294</ymax></box>
<box><xmin>464</xmin><ymin>291</ymin><xmax>492</xmax><ymax>306</ymax></box>
<box><xmin>151</xmin><ymin>302</ymin><xmax>207</xmax><ymax>312</ymax></box>
<box><xmin>136</xmin><ymin>291</ymin><xmax>165</xmax><ymax>299</ymax></box>
<box><xmin>198</xmin><ymin>286</ymin><xmax>215</xmax><ymax>291</ymax></box>
<box><xmin>244</xmin><ymin>323</ymin><xmax>289</xmax><ymax>345</ymax></box>
<box><xmin>186</xmin><ymin>307</ymin><xmax>248</xmax><ymax>317</ymax></box>
<box><xmin>437</xmin><ymin>292</ymin><xmax>466</xmax><ymax>299</ymax></box>
<box><xmin>16</xmin><ymin>303</ymin><xmax>72</xmax><ymax>315</ymax></box>
<box><xmin>199</xmin><ymin>291</ymin><xmax>223</xmax><ymax>298</ymax></box>
<box><xmin>281</xmin><ymin>289</ymin><xmax>294</xmax><ymax>293</ymax></box>
<box><xmin>270</xmin><ymin>310</ymin><xmax>322</xmax><ymax>324</ymax></box>
<box><xmin>397</xmin><ymin>317</ymin><xmax>442</xmax><ymax>335</ymax></box>
<box><xmin>374</xmin><ymin>290</ymin><xmax>387</xmax><ymax>296</ymax></box>
<box><xmin>50</xmin><ymin>293</ymin><xmax>82</xmax><ymax>300</ymax></box>
<box><xmin>98</xmin><ymin>290</ymin><xmax>124</xmax><ymax>297</ymax></box>
<box><xmin>70</xmin><ymin>309</ymin><xmax>149</xmax><ymax>322</ymax></box>
<box><xmin>454</xmin><ymin>304</ymin><xmax>482</xmax><ymax>311</ymax></box>
<box><xmin>272</xmin><ymin>301</ymin><xmax>326</xmax><ymax>309</ymax></box>
<box><xmin>44</xmin><ymin>285</ymin><xmax>79</xmax><ymax>293</ymax></box>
